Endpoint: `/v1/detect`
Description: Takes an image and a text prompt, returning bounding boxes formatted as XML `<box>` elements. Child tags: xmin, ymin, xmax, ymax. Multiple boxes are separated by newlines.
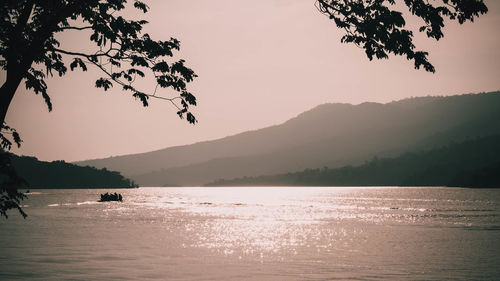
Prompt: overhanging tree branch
<box><xmin>315</xmin><ymin>0</ymin><xmax>487</xmax><ymax>72</ymax></box>
<box><xmin>59</xmin><ymin>26</ymin><xmax>92</xmax><ymax>30</ymax></box>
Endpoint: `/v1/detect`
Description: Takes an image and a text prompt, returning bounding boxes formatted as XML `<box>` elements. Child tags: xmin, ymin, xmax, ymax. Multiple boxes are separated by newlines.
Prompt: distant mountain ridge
<box><xmin>76</xmin><ymin>91</ymin><xmax>500</xmax><ymax>186</ymax></box>
<box><xmin>206</xmin><ymin>135</ymin><xmax>500</xmax><ymax>188</ymax></box>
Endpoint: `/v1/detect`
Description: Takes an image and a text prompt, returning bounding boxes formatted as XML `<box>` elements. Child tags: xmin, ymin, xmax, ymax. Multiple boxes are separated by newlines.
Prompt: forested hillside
<box><xmin>8</xmin><ymin>154</ymin><xmax>137</xmax><ymax>188</ymax></box>
<box><xmin>207</xmin><ymin>135</ymin><xmax>500</xmax><ymax>188</ymax></box>
<box><xmin>77</xmin><ymin>92</ymin><xmax>500</xmax><ymax>186</ymax></box>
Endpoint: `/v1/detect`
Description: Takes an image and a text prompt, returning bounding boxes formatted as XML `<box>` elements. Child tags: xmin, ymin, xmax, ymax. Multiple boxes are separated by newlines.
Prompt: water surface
<box><xmin>1</xmin><ymin>187</ymin><xmax>499</xmax><ymax>280</ymax></box>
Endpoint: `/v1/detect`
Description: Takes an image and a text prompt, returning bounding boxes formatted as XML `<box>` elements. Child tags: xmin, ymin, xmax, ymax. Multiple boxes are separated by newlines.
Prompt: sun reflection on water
<box><xmin>3</xmin><ymin>187</ymin><xmax>499</xmax><ymax>280</ymax></box>
<box><xmin>44</xmin><ymin>186</ymin><xmax>500</xmax><ymax>261</ymax></box>
<box><xmin>119</xmin><ymin>187</ymin><xmax>391</xmax><ymax>257</ymax></box>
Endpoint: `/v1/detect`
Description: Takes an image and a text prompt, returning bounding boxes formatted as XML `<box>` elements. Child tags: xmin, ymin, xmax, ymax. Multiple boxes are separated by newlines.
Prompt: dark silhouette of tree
<box><xmin>315</xmin><ymin>0</ymin><xmax>488</xmax><ymax>72</ymax></box>
<box><xmin>0</xmin><ymin>0</ymin><xmax>197</xmax><ymax>130</ymax></box>
<box><xmin>0</xmin><ymin>152</ymin><xmax>27</xmax><ymax>219</ymax></box>
<box><xmin>0</xmin><ymin>0</ymin><xmax>489</xmax><ymax>218</ymax></box>
<box><xmin>1</xmin><ymin>0</ymin><xmax>198</xmax><ymax>218</ymax></box>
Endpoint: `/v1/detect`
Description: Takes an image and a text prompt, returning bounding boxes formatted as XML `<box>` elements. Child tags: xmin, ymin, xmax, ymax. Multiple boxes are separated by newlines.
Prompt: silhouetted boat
<box><xmin>99</xmin><ymin>192</ymin><xmax>123</xmax><ymax>202</ymax></box>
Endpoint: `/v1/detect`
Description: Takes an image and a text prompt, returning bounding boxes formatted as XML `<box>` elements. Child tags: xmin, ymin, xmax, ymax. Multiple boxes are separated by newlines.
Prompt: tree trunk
<box><xmin>0</xmin><ymin>75</ymin><xmax>23</xmax><ymax>127</ymax></box>
<box><xmin>1</xmin><ymin>1</ymin><xmax>85</xmax><ymax>128</ymax></box>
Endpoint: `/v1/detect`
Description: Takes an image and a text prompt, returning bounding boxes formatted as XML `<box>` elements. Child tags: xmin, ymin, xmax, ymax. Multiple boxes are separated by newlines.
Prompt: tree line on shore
<box><xmin>7</xmin><ymin>153</ymin><xmax>137</xmax><ymax>189</ymax></box>
<box><xmin>207</xmin><ymin>135</ymin><xmax>500</xmax><ymax>188</ymax></box>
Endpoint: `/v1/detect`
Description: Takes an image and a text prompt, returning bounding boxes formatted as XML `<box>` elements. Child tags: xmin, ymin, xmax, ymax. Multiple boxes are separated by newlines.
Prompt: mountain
<box><xmin>76</xmin><ymin>91</ymin><xmax>500</xmax><ymax>186</ymax></box>
<box><xmin>206</xmin><ymin>135</ymin><xmax>500</xmax><ymax>188</ymax></box>
<box><xmin>8</xmin><ymin>153</ymin><xmax>137</xmax><ymax>188</ymax></box>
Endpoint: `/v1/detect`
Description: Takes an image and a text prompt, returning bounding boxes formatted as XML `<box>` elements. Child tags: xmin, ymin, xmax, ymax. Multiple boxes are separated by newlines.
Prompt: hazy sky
<box><xmin>4</xmin><ymin>0</ymin><xmax>500</xmax><ymax>162</ymax></box>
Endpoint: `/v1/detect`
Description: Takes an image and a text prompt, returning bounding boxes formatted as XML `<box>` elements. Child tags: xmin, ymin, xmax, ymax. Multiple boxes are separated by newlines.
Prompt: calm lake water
<box><xmin>1</xmin><ymin>187</ymin><xmax>499</xmax><ymax>280</ymax></box>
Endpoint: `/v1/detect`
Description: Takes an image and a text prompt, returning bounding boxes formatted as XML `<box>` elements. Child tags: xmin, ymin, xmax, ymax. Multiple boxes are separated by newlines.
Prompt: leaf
<box><xmin>134</xmin><ymin>1</ymin><xmax>149</xmax><ymax>13</ymax></box>
<box><xmin>95</xmin><ymin>78</ymin><xmax>113</xmax><ymax>91</ymax></box>
<box><xmin>132</xmin><ymin>92</ymin><xmax>149</xmax><ymax>106</ymax></box>
<box><xmin>69</xmin><ymin>58</ymin><xmax>87</xmax><ymax>71</ymax></box>
<box><xmin>12</xmin><ymin>131</ymin><xmax>22</xmax><ymax>148</ymax></box>
<box><xmin>186</xmin><ymin>112</ymin><xmax>197</xmax><ymax>124</ymax></box>
<box><xmin>41</xmin><ymin>91</ymin><xmax>53</xmax><ymax>112</ymax></box>
<box><xmin>181</xmin><ymin>92</ymin><xmax>197</xmax><ymax>106</ymax></box>
<box><xmin>152</xmin><ymin>61</ymin><xmax>169</xmax><ymax>72</ymax></box>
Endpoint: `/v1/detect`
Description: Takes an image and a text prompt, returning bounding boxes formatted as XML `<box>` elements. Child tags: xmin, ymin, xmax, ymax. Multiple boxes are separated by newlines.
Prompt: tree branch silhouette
<box><xmin>315</xmin><ymin>0</ymin><xmax>487</xmax><ymax>73</ymax></box>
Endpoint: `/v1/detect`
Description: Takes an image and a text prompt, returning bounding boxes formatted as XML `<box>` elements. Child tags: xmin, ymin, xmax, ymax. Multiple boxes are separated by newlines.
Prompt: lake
<box><xmin>1</xmin><ymin>187</ymin><xmax>499</xmax><ymax>280</ymax></box>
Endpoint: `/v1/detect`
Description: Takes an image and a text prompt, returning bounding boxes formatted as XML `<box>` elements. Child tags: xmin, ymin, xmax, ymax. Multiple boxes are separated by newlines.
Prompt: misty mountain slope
<box><xmin>206</xmin><ymin>134</ymin><xmax>500</xmax><ymax>188</ymax></box>
<box><xmin>76</xmin><ymin>102</ymin><xmax>403</xmax><ymax>176</ymax></box>
<box><xmin>75</xmin><ymin>103</ymin><xmax>371</xmax><ymax>176</ymax></box>
<box><xmin>133</xmin><ymin>114</ymin><xmax>500</xmax><ymax>186</ymax></box>
<box><xmin>132</xmin><ymin>133</ymin><xmax>407</xmax><ymax>186</ymax></box>
<box><xmin>77</xmin><ymin>92</ymin><xmax>500</xmax><ymax>186</ymax></box>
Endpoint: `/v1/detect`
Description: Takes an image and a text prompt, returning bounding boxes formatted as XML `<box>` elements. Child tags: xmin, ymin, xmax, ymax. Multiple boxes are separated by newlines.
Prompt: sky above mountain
<box><xmin>4</xmin><ymin>0</ymin><xmax>500</xmax><ymax>162</ymax></box>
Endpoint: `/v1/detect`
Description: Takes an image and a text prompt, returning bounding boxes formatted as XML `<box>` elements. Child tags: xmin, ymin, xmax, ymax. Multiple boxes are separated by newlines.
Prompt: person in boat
<box><xmin>99</xmin><ymin>192</ymin><xmax>123</xmax><ymax>202</ymax></box>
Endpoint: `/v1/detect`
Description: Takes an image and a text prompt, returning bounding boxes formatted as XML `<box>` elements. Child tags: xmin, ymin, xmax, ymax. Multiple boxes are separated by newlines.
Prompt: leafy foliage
<box><xmin>315</xmin><ymin>0</ymin><xmax>488</xmax><ymax>72</ymax></box>
<box><xmin>0</xmin><ymin>0</ymin><xmax>198</xmax><ymax>123</ymax></box>
<box><xmin>0</xmin><ymin>152</ymin><xmax>27</xmax><ymax>219</ymax></box>
<box><xmin>0</xmin><ymin>125</ymin><xmax>26</xmax><ymax>219</ymax></box>
<box><xmin>0</xmin><ymin>123</ymin><xmax>22</xmax><ymax>151</ymax></box>
<box><xmin>1</xmin><ymin>0</ymin><xmax>200</xmax><ymax>218</ymax></box>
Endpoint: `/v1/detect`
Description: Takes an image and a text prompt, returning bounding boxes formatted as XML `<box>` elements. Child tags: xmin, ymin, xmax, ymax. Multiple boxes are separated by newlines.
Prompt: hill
<box><xmin>76</xmin><ymin>91</ymin><xmax>500</xmax><ymax>186</ymax></box>
<box><xmin>8</xmin><ymin>153</ymin><xmax>137</xmax><ymax>188</ymax></box>
<box><xmin>207</xmin><ymin>135</ymin><xmax>500</xmax><ymax>188</ymax></box>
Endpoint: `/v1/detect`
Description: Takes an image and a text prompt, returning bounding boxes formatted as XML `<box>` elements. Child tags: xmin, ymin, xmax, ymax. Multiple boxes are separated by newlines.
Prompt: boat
<box><xmin>99</xmin><ymin>192</ymin><xmax>123</xmax><ymax>202</ymax></box>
